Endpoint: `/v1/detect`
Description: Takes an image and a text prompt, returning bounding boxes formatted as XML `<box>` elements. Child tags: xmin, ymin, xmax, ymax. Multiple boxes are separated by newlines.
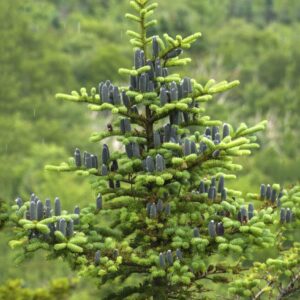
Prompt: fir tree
<box><xmin>7</xmin><ymin>0</ymin><xmax>300</xmax><ymax>299</ymax></box>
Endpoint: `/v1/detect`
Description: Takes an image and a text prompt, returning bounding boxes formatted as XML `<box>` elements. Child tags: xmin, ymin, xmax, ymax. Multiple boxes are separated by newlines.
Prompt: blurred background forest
<box><xmin>0</xmin><ymin>0</ymin><xmax>299</xmax><ymax>298</ymax></box>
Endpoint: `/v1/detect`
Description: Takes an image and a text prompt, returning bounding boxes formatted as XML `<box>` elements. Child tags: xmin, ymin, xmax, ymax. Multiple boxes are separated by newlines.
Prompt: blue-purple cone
<box><xmin>223</xmin><ymin>123</ymin><xmax>230</xmax><ymax>138</ymax></box>
<box><xmin>160</xmin><ymin>87</ymin><xmax>168</xmax><ymax>106</ymax></box>
<box><xmin>155</xmin><ymin>154</ymin><xmax>165</xmax><ymax>172</ymax></box>
<box><xmin>146</xmin><ymin>202</ymin><xmax>151</xmax><ymax>216</ymax></box>
<box><xmin>164</xmin><ymin>123</ymin><xmax>171</xmax><ymax>142</ymax></box>
<box><xmin>199</xmin><ymin>141</ymin><xmax>207</xmax><ymax>153</ymax></box>
<box><xmin>54</xmin><ymin>197</ymin><xmax>61</xmax><ymax>216</ymax></box>
<box><xmin>159</xmin><ymin>252</ymin><xmax>166</xmax><ymax>268</ymax></box>
<box><xmin>66</xmin><ymin>219</ymin><xmax>74</xmax><ymax>237</ymax></box>
<box><xmin>212</xmin><ymin>126</ymin><xmax>219</xmax><ymax>140</ymax></box>
<box><xmin>146</xmin><ymin>156</ymin><xmax>155</xmax><ymax>172</ymax></box>
<box><xmin>96</xmin><ymin>194</ymin><xmax>102</xmax><ymax>210</ymax></box>
<box><xmin>150</xmin><ymin>203</ymin><xmax>157</xmax><ymax>218</ymax></box>
<box><xmin>240</xmin><ymin>207</ymin><xmax>247</xmax><ymax>221</ymax></box>
<box><xmin>132</xmin><ymin>143</ymin><xmax>140</xmax><ymax>158</ymax></box>
<box><xmin>134</xmin><ymin>49</ymin><xmax>142</xmax><ymax>69</ymax></box>
<box><xmin>122</xmin><ymin>90</ymin><xmax>130</xmax><ymax>107</ymax></box>
<box><xmin>286</xmin><ymin>208</ymin><xmax>292</xmax><ymax>223</ymax></box>
<box><xmin>29</xmin><ymin>201</ymin><xmax>37</xmax><ymax>220</ymax></box>
<box><xmin>208</xmin><ymin>186</ymin><xmax>214</xmax><ymax>200</ymax></box>
<box><xmin>102</xmin><ymin>144</ymin><xmax>110</xmax><ymax>164</ymax></box>
<box><xmin>91</xmin><ymin>155</ymin><xmax>98</xmax><ymax>169</ymax></box>
<box><xmin>101</xmin><ymin>164</ymin><xmax>108</xmax><ymax>176</ymax></box>
<box><xmin>165</xmin><ymin>203</ymin><xmax>171</xmax><ymax>216</ymax></box>
<box><xmin>155</xmin><ymin>58</ymin><xmax>162</xmax><ymax>77</ymax></box>
<box><xmin>266</xmin><ymin>184</ymin><xmax>271</xmax><ymax>200</ymax></box>
<box><xmin>113</xmin><ymin>86</ymin><xmax>121</xmax><ymax>105</ymax></box>
<box><xmin>199</xmin><ymin>181</ymin><xmax>205</xmax><ymax>193</ymax></box>
<box><xmin>94</xmin><ymin>250</ymin><xmax>101</xmax><ymax>266</ymax></box>
<box><xmin>153</xmin><ymin>131</ymin><xmax>161</xmax><ymax>148</ymax></box>
<box><xmin>74</xmin><ymin>148</ymin><xmax>81</xmax><ymax>167</ymax></box>
<box><xmin>280</xmin><ymin>208</ymin><xmax>286</xmax><ymax>224</ymax></box>
<box><xmin>271</xmin><ymin>189</ymin><xmax>277</xmax><ymax>203</ymax></box>
<box><xmin>74</xmin><ymin>206</ymin><xmax>80</xmax><ymax>225</ymax></box>
<box><xmin>59</xmin><ymin>218</ymin><xmax>66</xmax><ymax>236</ymax></box>
<box><xmin>162</xmin><ymin>67</ymin><xmax>168</xmax><ymax>77</ymax></box>
<box><xmin>193</xmin><ymin>227</ymin><xmax>200</xmax><ymax>238</ymax></box>
<box><xmin>37</xmin><ymin>200</ymin><xmax>44</xmax><ymax>221</ymax></box>
<box><xmin>183</xmin><ymin>139</ymin><xmax>191</xmax><ymax>156</ymax></box>
<box><xmin>248</xmin><ymin>203</ymin><xmax>254</xmax><ymax>220</ymax></box>
<box><xmin>208</xmin><ymin>220</ymin><xmax>216</xmax><ymax>237</ymax></box>
<box><xmin>15</xmin><ymin>197</ymin><xmax>23</xmax><ymax>208</ymax></box>
<box><xmin>166</xmin><ymin>249</ymin><xmax>173</xmax><ymax>265</ymax></box>
<box><xmin>113</xmin><ymin>249</ymin><xmax>119</xmax><ymax>259</ymax></box>
<box><xmin>212</xmin><ymin>150</ymin><xmax>220</xmax><ymax>158</ymax></box>
<box><xmin>176</xmin><ymin>248</ymin><xmax>183</xmax><ymax>260</ymax></box>
<box><xmin>125</xmin><ymin>143</ymin><xmax>133</xmax><ymax>158</ymax></box>
<box><xmin>205</xmin><ymin>127</ymin><xmax>211</xmax><ymax>137</ymax></box>
<box><xmin>152</xmin><ymin>36</ymin><xmax>159</xmax><ymax>57</ymax></box>
<box><xmin>260</xmin><ymin>184</ymin><xmax>266</xmax><ymax>200</ymax></box>
<box><xmin>221</xmin><ymin>188</ymin><xmax>227</xmax><ymax>200</ymax></box>
<box><xmin>165</xmin><ymin>48</ymin><xmax>182</xmax><ymax>59</ymax></box>
<box><xmin>217</xmin><ymin>176</ymin><xmax>225</xmax><ymax>193</ymax></box>
<box><xmin>157</xmin><ymin>199</ymin><xmax>164</xmax><ymax>213</ymax></box>
<box><xmin>216</xmin><ymin>222</ymin><xmax>224</xmax><ymax>236</ymax></box>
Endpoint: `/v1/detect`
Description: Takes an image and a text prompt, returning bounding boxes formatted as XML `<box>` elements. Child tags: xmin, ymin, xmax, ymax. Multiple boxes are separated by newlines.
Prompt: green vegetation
<box><xmin>0</xmin><ymin>278</ymin><xmax>78</xmax><ymax>300</ymax></box>
<box><xmin>0</xmin><ymin>0</ymin><xmax>299</xmax><ymax>299</ymax></box>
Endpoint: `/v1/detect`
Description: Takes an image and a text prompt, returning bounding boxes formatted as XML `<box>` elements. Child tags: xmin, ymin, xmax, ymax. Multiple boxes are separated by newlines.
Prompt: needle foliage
<box><xmin>6</xmin><ymin>1</ymin><xmax>300</xmax><ymax>299</ymax></box>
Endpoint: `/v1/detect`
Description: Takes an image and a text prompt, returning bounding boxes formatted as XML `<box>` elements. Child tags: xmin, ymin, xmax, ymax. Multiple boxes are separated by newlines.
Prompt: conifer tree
<box><xmin>7</xmin><ymin>1</ymin><xmax>300</xmax><ymax>299</ymax></box>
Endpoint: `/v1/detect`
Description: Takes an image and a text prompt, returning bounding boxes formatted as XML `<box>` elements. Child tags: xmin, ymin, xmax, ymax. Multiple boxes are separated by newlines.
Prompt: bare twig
<box><xmin>252</xmin><ymin>281</ymin><xmax>274</xmax><ymax>300</ymax></box>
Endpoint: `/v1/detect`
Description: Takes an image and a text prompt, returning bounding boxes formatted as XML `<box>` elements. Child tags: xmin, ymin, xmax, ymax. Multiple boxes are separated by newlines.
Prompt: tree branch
<box><xmin>252</xmin><ymin>281</ymin><xmax>274</xmax><ymax>300</ymax></box>
<box><xmin>277</xmin><ymin>272</ymin><xmax>300</xmax><ymax>300</ymax></box>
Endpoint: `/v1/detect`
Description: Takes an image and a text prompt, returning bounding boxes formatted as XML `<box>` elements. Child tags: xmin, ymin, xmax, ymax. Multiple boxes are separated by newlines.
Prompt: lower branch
<box><xmin>277</xmin><ymin>272</ymin><xmax>300</xmax><ymax>300</ymax></box>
